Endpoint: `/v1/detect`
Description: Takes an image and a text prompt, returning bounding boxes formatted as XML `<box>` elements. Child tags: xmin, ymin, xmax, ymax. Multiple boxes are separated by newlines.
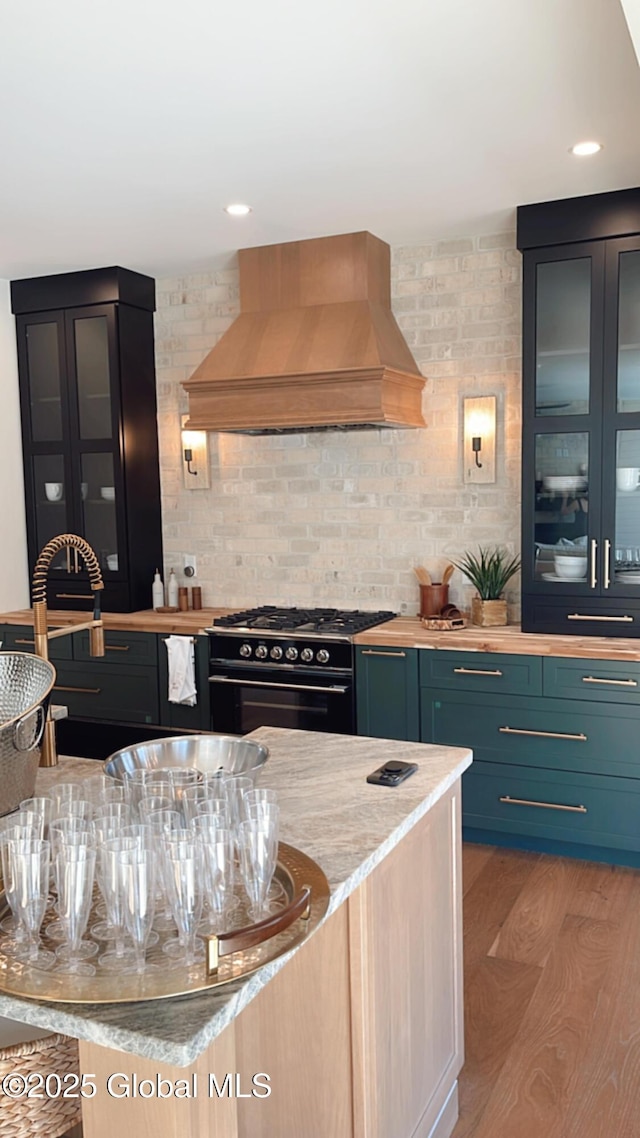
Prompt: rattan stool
<box><xmin>0</xmin><ymin>1032</ymin><xmax>81</xmax><ymax>1137</ymax></box>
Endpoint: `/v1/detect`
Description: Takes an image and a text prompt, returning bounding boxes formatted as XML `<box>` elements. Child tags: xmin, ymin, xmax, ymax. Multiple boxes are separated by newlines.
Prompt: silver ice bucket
<box><xmin>105</xmin><ymin>733</ymin><xmax>269</xmax><ymax>785</ymax></box>
<box><xmin>0</xmin><ymin>652</ymin><xmax>56</xmax><ymax>815</ymax></box>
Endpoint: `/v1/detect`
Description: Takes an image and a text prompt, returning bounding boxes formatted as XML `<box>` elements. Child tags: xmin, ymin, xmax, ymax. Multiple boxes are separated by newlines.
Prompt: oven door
<box><xmin>209</xmin><ymin>665</ymin><xmax>354</xmax><ymax>735</ymax></box>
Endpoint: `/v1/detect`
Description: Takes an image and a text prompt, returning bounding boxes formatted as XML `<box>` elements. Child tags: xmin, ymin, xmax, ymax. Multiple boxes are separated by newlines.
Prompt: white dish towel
<box><xmin>165</xmin><ymin>635</ymin><xmax>197</xmax><ymax>706</ymax></box>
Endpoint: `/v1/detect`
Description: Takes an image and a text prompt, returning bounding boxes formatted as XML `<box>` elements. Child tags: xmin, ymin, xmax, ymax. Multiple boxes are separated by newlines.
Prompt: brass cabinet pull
<box><xmin>590</xmin><ymin>538</ymin><xmax>597</xmax><ymax>589</ymax></box>
<box><xmin>53</xmin><ymin>685</ymin><xmax>101</xmax><ymax>694</ymax></box>
<box><xmin>499</xmin><ymin>795</ymin><xmax>587</xmax><ymax>814</ymax></box>
<box><xmin>582</xmin><ymin>675</ymin><xmax>637</xmax><ymax>687</ymax></box>
<box><xmin>453</xmin><ymin>667</ymin><xmax>503</xmax><ymax>676</ymax></box>
<box><xmin>567</xmin><ymin>613</ymin><xmax>633</xmax><ymax>623</ymax></box>
<box><xmin>66</xmin><ymin>548</ymin><xmax>71</xmax><ymax>574</ymax></box>
<box><xmin>604</xmin><ymin>538</ymin><xmax>611</xmax><ymax>590</ymax></box>
<box><xmin>499</xmin><ymin>725</ymin><xmax>587</xmax><ymax>741</ymax></box>
<box><xmin>14</xmin><ymin>638</ymin><xmax>35</xmax><ymax>645</ymax></box>
<box><xmin>55</xmin><ymin>593</ymin><xmax>94</xmax><ymax>600</ymax></box>
<box><xmin>361</xmin><ymin>649</ymin><xmax>406</xmax><ymax>658</ymax></box>
<box><xmin>105</xmin><ymin>644</ymin><xmax>130</xmax><ymax>652</ymax></box>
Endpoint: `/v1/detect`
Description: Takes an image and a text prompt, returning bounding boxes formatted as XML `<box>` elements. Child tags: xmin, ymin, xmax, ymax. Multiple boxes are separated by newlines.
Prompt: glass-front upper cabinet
<box><xmin>519</xmin><ymin>191</ymin><xmax>640</xmax><ymax>635</ymax></box>
<box><xmin>531</xmin><ymin>432</ymin><xmax>591</xmax><ymax>584</ymax></box>
<box><xmin>68</xmin><ymin>308</ymin><xmax>116</xmax><ymax>441</ymax></box>
<box><xmin>535</xmin><ymin>258</ymin><xmax>592</xmax><ymax>416</ymax></box>
<box><xmin>19</xmin><ymin>313</ymin><xmax>67</xmax><ymax>443</ymax></box>
<box><xmin>11</xmin><ymin>267</ymin><xmax>162</xmax><ymax>612</ymax></box>
<box><xmin>615</xmin><ymin>248</ymin><xmax>640</xmax><ymax>414</ymax></box>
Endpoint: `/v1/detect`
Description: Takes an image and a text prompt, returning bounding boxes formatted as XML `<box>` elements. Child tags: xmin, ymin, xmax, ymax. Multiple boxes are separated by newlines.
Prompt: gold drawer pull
<box><xmin>53</xmin><ymin>685</ymin><xmax>101</xmax><ymax>695</ymax></box>
<box><xmin>567</xmin><ymin>613</ymin><xmax>634</xmax><ymax>623</ymax></box>
<box><xmin>499</xmin><ymin>795</ymin><xmax>587</xmax><ymax>814</ymax></box>
<box><xmin>499</xmin><ymin>726</ymin><xmax>587</xmax><ymax>741</ymax></box>
<box><xmin>105</xmin><ymin>644</ymin><xmax>130</xmax><ymax>652</ymax></box>
<box><xmin>14</xmin><ymin>638</ymin><xmax>35</xmax><ymax>645</ymax></box>
<box><xmin>453</xmin><ymin>667</ymin><xmax>503</xmax><ymax>676</ymax></box>
<box><xmin>55</xmin><ymin>593</ymin><xmax>94</xmax><ymax>601</ymax></box>
<box><xmin>361</xmin><ymin>649</ymin><xmax>406</xmax><ymax>658</ymax></box>
<box><xmin>582</xmin><ymin>675</ymin><xmax>637</xmax><ymax>688</ymax></box>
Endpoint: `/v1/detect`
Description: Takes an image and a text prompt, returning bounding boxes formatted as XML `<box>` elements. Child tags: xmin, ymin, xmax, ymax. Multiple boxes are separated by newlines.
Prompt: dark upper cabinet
<box><xmin>518</xmin><ymin>190</ymin><xmax>640</xmax><ymax>637</ymax></box>
<box><xmin>11</xmin><ymin>267</ymin><xmax>163</xmax><ymax>613</ymax></box>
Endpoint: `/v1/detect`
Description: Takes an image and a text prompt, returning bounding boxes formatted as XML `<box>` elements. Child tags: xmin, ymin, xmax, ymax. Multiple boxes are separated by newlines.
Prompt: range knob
<box><xmin>270</xmin><ymin>646</ymin><xmax>283</xmax><ymax>660</ymax></box>
<box><xmin>316</xmin><ymin>648</ymin><xmax>330</xmax><ymax>665</ymax></box>
<box><xmin>285</xmin><ymin>646</ymin><xmax>298</xmax><ymax>661</ymax></box>
<box><xmin>239</xmin><ymin>643</ymin><xmax>252</xmax><ymax>658</ymax></box>
<box><xmin>255</xmin><ymin>644</ymin><xmax>268</xmax><ymax>660</ymax></box>
<box><xmin>300</xmin><ymin>647</ymin><xmax>314</xmax><ymax>663</ymax></box>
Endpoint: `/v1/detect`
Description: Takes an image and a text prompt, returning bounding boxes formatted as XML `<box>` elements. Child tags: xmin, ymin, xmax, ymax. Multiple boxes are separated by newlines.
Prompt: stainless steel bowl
<box><xmin>104</xmin><ymin>734</ymin><xmax>268</xmax><ymax>785</ymax></box>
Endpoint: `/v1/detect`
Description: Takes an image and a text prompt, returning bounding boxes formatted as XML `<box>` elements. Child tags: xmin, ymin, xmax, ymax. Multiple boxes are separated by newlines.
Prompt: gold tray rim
<box><xmin>0</xmin><ymin>841</ymin><xmax>330</xmax><ymax>1005</ymax></box>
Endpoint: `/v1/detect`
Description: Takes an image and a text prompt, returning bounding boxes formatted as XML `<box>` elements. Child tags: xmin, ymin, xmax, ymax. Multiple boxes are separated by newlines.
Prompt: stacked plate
<box><xmin>542</xmin><ymin>476</ymin><xmax>587</xmax><ymax>493</ymax></box>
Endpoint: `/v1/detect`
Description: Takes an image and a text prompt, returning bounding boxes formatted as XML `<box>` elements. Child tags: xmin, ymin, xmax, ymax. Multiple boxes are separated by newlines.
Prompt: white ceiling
<box><xmin>2</xmin><ymin>0</ymin><xmax>639</xmax><ymax>280</ymax></box>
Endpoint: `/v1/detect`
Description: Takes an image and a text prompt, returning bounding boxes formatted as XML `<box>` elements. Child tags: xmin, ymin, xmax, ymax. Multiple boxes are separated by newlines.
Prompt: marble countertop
<box><xmin>0</xmin><ymin>728</ymin><xmax>471</xmax><ymax>1067</ymax></box>
<box><xmin>354</xmin><ymin>616</ymin><xmax>640</xmax><ymax>661</ymax></box>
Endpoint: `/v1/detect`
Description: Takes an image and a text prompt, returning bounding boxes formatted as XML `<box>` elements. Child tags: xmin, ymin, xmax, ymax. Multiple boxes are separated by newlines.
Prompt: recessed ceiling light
<box><xmin>224</xmin><ymin>203</ymin><xmax>252</xmax><ymax>216</ymax></box>
<box><xmin>570</xmin><ymin>141</ymin><xmax>602</xmax><ymax>157</ymax></box>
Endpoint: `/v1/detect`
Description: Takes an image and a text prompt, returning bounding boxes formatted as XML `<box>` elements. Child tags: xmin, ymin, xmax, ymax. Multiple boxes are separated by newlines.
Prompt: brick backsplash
<box><xmin>154</xmin><ymin>234</ymin><xmax>522</xmax><ymax>617</ymax></box>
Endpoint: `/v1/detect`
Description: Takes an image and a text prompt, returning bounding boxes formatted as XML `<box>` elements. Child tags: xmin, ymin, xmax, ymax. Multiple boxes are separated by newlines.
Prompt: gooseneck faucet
<box><xmin>31</xmin><ymin>534</ymin><xmax>105</xmax><ymax>767</ymax></box>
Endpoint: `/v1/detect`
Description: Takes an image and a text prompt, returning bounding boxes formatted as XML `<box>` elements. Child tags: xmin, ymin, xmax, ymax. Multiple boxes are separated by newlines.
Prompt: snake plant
<box><xmin>453</xmin><ymin>546</ymin><xmax>521</xmax><ymax>600</ymax></box>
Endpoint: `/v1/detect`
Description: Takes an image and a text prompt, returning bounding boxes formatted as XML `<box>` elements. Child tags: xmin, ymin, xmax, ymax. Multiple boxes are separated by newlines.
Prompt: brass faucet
<box><xmin>31</xmin><ymin>534</ymin><xmax>105</xmax><ymax>767</ymax></box>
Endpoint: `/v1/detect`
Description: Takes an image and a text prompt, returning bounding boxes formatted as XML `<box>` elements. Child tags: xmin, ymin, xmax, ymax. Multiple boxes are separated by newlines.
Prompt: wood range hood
<box><xmin>182</xmin><ymin>231</ymin><xmax>426</xmax><ymax>433</ymax></box>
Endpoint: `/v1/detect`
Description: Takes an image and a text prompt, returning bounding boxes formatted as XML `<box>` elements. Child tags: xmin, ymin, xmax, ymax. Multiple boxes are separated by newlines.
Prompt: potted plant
<box><xmin>453</xmin><ymin>546</ymin><xmax>521</xmax><ymax>627</ymax></box>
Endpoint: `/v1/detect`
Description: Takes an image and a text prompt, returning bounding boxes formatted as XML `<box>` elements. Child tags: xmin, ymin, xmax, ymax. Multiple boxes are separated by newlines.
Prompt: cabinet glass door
<box><xmin>70</xmin><ymin>312</ymin><xmax>113</xmax><ymax>440</ymax></box>
<box><xmin>80</xmin><ymin>453</ymin><xmax>119</xmax><ymax>576</ymax></box>
<box><xmin>535</xmin><ymin>259</ymin><xmax>591</xmax><ymax>416</ymax></box>
<box><xmin>24</xmin><ymin>318</ymin><xmax>64</xmax><ymax>442</ymax></box>
<box><xmin>611</xmin><ymin>430</ymin><xmax>640</xmax><ymax>587</ymax></box>
<box><xmin>32</xmin><ymin>455</ymin><xmax>71</xmax><ymax>570</ymax></box>
<box><xmin>616</xmin><ymin>251</ymin><xmax>640</xmax><ymax>413</ymax></box>
<box><xmin>532</xmin><ymin>432</ymin><xmax>590</xmax><ymax>582</ymax></box>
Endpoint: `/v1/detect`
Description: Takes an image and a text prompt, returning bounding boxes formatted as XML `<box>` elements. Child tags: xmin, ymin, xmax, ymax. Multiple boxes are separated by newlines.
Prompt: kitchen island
<box><xmin>0</xmin><ymin>728</ymin><xmax>471</xmax><ymax>1138</ymax></box>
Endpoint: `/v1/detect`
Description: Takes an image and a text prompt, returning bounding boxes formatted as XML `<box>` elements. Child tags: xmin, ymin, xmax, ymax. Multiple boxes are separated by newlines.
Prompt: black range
<box><xmin>207</xmin><ymin>607</ymin><xmax>396</xmax><ymax>735</ymax></box>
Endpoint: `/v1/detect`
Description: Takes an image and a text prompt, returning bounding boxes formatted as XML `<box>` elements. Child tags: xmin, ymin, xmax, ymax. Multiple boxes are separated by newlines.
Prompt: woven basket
<box><xmin>0</xmin><ymin>1032</ymin><xmax>81</xmax><ymax>1137</ymax></box>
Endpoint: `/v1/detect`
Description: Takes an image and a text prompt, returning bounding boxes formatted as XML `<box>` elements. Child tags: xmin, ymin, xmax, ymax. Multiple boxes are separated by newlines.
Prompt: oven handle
<box><xmin>209</xmin><ymin>676</ymin><xmax>349</xmax><ymax>695</ymax></box>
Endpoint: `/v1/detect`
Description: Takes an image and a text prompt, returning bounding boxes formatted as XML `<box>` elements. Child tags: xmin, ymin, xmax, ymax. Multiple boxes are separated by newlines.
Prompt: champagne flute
<box><xmin>54</xmin><ymin>844</ymin><xmax>97</xmax><ymax>975</ymax></box>
<box><xmin>162</xmin><ymin>837</ymin><xmax>203</xmax><ymax>966</ymax></box>
<box><xmin>6</xmin><ymin>838</ymin><xmax>55</xmax><ymax>970</ymax></box>
<box><xmin>117</xmin><ymin>846</ymin><xmax>157</xmax><ymax>974</ymax></box>
<box><xmin>237</xmin><ymin>816</ymin><xmax>279</xmax><ymax>920</ymax></box>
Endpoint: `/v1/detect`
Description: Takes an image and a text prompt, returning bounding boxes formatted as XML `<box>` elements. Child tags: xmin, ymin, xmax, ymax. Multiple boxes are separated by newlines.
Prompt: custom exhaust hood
<box><xmin>182</xmin><ymin>231</ymin><xmax>426</xmax><ymax>433</ymax></box>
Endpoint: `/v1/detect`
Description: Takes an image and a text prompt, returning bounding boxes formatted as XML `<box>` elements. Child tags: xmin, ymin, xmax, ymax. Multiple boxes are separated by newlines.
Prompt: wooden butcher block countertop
<box><xmin>354</xmin><ymin>616</ymin><xmax>640</xmax><ymax>662</ymax></box>
<box><xmin>0</xmin><ymin>608</ymin><xmax>235</xmax><ymax>635</ymax></box>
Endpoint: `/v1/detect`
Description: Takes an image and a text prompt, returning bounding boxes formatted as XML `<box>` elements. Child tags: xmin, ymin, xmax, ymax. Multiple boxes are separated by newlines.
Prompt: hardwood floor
<box><xmin>453</xmin><ymin>843</ymin><xmax>640</xmax><ymax>1138</ymax></box>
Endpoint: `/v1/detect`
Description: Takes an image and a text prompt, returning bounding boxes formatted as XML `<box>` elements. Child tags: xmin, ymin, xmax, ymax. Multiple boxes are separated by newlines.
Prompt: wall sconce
<box><xmin>181</xmin><ymin>415</ymin><xmax>210</xmax><ymax>490</ymax></box>
<box><xmin>463</xmin><ymin>396</ymin><xmax>496</xmax><ymax>484</ymax></box>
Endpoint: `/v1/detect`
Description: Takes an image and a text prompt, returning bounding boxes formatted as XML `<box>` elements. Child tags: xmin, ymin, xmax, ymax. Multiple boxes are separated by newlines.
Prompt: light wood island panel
<box><xmin>78</xmin><ymin>786</ymin><xmax>462</xmax><ymax>1138</ymax></box>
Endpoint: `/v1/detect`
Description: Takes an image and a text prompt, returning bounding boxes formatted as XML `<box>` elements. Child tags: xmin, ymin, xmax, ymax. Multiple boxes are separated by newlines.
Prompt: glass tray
<box><xmin>0</xmin><ymin>841</ymin><xmax>330</xmax><ymax>1004</ymax></box>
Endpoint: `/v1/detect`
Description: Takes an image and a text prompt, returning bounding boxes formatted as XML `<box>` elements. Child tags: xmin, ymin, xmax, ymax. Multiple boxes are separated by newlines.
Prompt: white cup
<box><xmin>44</xmin><ymin>482</ymin><xmax>63</xmax><ymax>502</ymax></box>
<box><xmin>617</xmin><ymin>467</ymin><xmax>640</xmax><ymax>492</ymax></box>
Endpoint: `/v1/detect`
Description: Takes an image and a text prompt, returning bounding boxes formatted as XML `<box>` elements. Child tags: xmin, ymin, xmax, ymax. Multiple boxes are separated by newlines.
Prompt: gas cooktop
<box><xmin>210</xmin><ymin>606</ymin><xmax>396</xmax><ymax>638</ymax></box>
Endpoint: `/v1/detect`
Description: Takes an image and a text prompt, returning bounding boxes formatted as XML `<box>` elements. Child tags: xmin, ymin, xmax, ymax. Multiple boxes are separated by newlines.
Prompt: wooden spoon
<box><xmin>413</xmin><ymin>566</ymin><xmax>432</xmax><ymax>586</ymax></box>
<box><xmin>442</xmin><ymin>563</ymin><xmax>455</xmax><ymax>586</ymax></box>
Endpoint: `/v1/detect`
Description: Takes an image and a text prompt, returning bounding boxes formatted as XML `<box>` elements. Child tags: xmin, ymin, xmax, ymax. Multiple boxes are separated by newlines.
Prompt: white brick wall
<box><xmin>154</xmin><ymin>233</ymin><xmax>522</xmax><ymax>617</ymax></box>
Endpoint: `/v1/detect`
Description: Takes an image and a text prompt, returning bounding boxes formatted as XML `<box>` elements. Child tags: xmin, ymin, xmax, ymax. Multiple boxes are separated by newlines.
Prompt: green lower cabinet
<box><xmin>421</xmin><ymin>689</ymin><xmax>640</xmax><ymax>780</ymax></box>
<box><xmin>157</xmin><ymin>634</ymin><xmax>210</xmax><ymax>731</ymax></box>
<box><xmin>0</xmin><ymin>623</ymin><xmax>73</xmax><ymax>660</ymax></box>
<box><xmin>463</xmin><ymin>760</ymin><xmax>640</xmax><ymax>853</ymax></box>
<box><xmin>355</xmin><ymin>646</ymin><xmax>419</xmax><ymax>741</ymax></box>
<box><xmin>52</xmin><ymin>660</ymin><xmax>159</xmax><ymax>724</ymax></box>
